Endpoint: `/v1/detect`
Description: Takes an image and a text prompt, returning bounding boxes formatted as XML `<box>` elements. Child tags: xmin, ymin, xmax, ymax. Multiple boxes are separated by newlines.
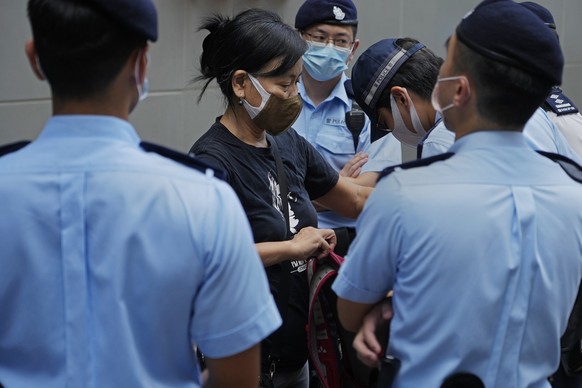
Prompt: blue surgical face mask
<box><xmin>302</xmin><ymin>41</ymin><xmax>351</xmax><ymax>82</ymax></box>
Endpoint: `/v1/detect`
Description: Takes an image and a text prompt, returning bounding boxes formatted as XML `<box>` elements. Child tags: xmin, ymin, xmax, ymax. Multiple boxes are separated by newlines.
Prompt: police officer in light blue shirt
<box><xmin>350</xmin><ymin>37</ymin><xmax>454</xmax><ymax>182</ymax></box>
<box><xmin>522</xmin><ymin>1</ymin><xmax>582</xmax><ymax>164</ymax></box>
<box><xmin>334</xmin><ymin>1</ymin><xmax>582</xmax><ymax>387</ymax></box>
<box><xmin>521</xmin><ymin>4</ymin><xmax>582</xmax><ymax>387</ymax></box>
<box><xmin>351</xmin><ymin>35</ymin><xmax>580</xmax><ymax>184</ymax></box>
<box><xmin>0</xmin><ymin>1</ymin><xmax>281</xmax><ymax>387</ymax></box>
<box><xmin>292</xmin><ymin>0</ymin><xmax>401</xmax><ymax>254</ymax></box>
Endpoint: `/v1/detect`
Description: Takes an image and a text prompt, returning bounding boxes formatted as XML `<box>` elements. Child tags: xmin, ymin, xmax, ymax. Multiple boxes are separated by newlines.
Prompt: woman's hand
<box><xmin>291</xmin><ymin>227</ymin><xmax>337</xmax><ymax>260</ymax></box>
<box><xmin>256</xmin><ymin>228</ymin><xmax>337</xmax><ymax>267</ymax></box>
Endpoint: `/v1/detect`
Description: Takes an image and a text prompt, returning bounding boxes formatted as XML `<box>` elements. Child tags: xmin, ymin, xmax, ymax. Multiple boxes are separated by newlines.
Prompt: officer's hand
<box><xmin>353</xmin><ymin>298</ymin><xmax>393</xmax><ymax>368</ymax></box>
<box><xmin>340</xmin><ymin>152</ymin><xmax>369</xmax><ymax>178</ymax></box>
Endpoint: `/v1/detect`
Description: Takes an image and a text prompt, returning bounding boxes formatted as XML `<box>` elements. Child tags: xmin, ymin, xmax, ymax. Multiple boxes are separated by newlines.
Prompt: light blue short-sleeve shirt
<box><xmin>524</xmin><ymin>107</ymin><xmax>582</xmax><ymax>163</ymax></box>
<box><xmin>0</xmin><ymin>116</ymin><xmax>281</xmax><ymax>388</ymax></box>
<box><xmin>360</xmin><ymin>132</ymin><xmax>402</xmax><ymax>172</ymax></box>
<box><xmin>333</xmin><ymin>131</ymin><xmax>582</xmax><ymax>387</ymax></box>
<box><xmin>294</xmin><ymin>74</ymin><xmax>401</xmax><ymax>228</ymax></box>
<box><xmin>419</xmin><ymin>118</ymin><xmax>455</xmax><ymax>158</ymax></box>
<box><xmin>294</xmin><ymin>73</ymin><xmax>372</xmax><ymax>171</ymax></box>
<box><xmin>364</xmin><ymin>115</ymin><xmax>453</xmax><ymax>170</ymax></box>
<box><xmin>546</xmin><ymin>110</ymin><xmax>582</xmax><ymax>159</ymax></box>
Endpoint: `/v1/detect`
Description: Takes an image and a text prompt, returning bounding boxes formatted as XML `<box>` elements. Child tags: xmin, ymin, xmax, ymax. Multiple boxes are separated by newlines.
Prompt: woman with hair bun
<box><xmin>190</xmin><ymin>8</ymin><xmax>371</xmax><ymax>388</ymax></box>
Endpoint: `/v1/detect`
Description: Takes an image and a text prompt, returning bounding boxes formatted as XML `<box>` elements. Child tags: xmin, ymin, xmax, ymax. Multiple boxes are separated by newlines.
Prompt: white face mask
<box><xmin>134</xmin><ymin>50</ymin><xmax>150</xmax><ymax>102</ymax></box>
<box><xmin>390</xmin><ymin>91</ymin><xmax>428</xmax><ymax>147</ymax></box>
<box><xmin>431</xmin><ymin>75</ymin><xmax>469</xmax><ymax>114</ymax></box>
<box><xmin>242</xmin><ymin>74</ymin><xmax>270</xmax><ymax>119</ymax></box>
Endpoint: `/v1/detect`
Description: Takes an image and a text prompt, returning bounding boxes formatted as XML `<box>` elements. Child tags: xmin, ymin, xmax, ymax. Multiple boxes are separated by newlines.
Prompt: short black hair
<box><xmin>28</xmin><ymin>0</ymin><xmax>146</xmax><ymax>100</ymax></box>
<box><xmin>453</xmin><ymin>38</ymin><xmax>552</xmax><ymax>128</ymax></box>
<box><xmin>196</xmin><ymin>8</ymin><xmax>308</xmax><ymax>106</ymax></box>
<box><xmin>377</xmin><ymin>37</ymin><xmax>443</xmax><ymax>111</ymax></box>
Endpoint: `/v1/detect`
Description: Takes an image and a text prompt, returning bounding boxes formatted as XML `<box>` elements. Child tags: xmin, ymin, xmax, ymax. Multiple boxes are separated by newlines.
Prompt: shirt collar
<box><xmin>449</xmin><ymin>130</ymin><xmax>527</xmax><ymax>154</ymax></box>
<box><xmin>298</xmin><ymin>73</ymin><xmax>351</xmax><ymax>108</ymax></box>
<box><xmin>419</xmin><ymin>112</ymin><xmax>445</xmax><ymax>144</ymax></box>
<box><xmin>38</xmin><ymin>115</ymin><xmax>141</xmax><ymax>146</ymax></box>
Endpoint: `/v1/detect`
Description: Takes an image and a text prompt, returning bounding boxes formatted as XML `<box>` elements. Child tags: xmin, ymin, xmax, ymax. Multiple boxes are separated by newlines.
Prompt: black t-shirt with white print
<box><xmin>190</xmin><ymin>119</ymin><xmax>339</xmax><ymax>371</ymax></box>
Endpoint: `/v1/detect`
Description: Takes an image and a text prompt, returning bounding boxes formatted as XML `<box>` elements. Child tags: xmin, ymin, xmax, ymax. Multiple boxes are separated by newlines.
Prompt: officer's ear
<box><xmin>133</xmin><ymin>46</ymin><xmax>149</xmax><ymax>86</ymax></box>
<box><xmin>452</xmin><ymin>76</ymin><xmax>471</xmax><ymax>107</ymax></box>
<box><xmin>390</xmin><ymin>87</ymin><xmax>409</xmax><ymax>109</ymax></box>
<box><xmin>389</xmin><ymin>86</ymin><xmax>416</xmax><ymax>129</ymax></box>
<box><xmin>25</xmin><ymin>40</ymin><xmax>46</xmax><ymax>81</ymax></box>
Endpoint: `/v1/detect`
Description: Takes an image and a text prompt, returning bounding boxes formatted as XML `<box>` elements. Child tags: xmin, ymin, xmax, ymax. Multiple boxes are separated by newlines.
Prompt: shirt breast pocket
<box><xmin>315</xmin><ymin>126</ymin><xmax>356</xmax><ymax>156</ymax></box>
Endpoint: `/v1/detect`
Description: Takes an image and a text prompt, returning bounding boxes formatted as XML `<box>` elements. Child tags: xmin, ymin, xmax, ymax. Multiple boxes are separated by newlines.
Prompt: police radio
<box><xmin>345</xmin><ymin>100</ymin><xmax>365</xmax><ymax>152</ymax></box>
<box><xmin>344</xmin><ymin>79</ymin><xmax>366</xmax><ymax>152</ymax></box>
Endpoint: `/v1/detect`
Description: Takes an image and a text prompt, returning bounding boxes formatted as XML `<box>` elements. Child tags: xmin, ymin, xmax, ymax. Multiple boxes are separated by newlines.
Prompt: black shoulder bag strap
<box><xmin>266</xmin><ymin>135</ymin><xmax>293</xmax><ymax>377</ymax></box>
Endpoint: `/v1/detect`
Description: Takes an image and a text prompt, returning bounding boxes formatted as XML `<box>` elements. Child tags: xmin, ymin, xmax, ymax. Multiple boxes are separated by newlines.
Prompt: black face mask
<box><xmin>242</xmin><ymin>74</ymin><xmax>303</xmax><ymax>136</ymax></box>
<box><xmin>253</xmin><ymin>93</ymin><xmax>303</xmax><ymax>136</ymax></box>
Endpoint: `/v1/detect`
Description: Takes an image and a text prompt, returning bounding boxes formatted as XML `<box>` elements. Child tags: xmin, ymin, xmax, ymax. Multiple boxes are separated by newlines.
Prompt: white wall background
<box><xmin>1</xmin><ymin>0</ymin><xmax>581</xmax><ymax>153</ymax></box>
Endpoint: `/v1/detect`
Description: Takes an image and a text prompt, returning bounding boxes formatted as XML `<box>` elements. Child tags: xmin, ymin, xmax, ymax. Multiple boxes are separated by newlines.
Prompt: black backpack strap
<box><xmin>537</xmin><ymin>150</ymin><xmax>582</xmax><ymax>183</ymax></box>
<box><xmin>377</xmin><ymin>152</ymin><xmax>454</xmax><ymax>183</ymax></box>
<box><xmin>0</xmin><ymin>140</ymin><xmax>31</xmax><ymax>157</ymax></box>
<box><xmin>344</xmin><ymin>79</ymin><xmax>366</xmax><ymax>152</ymax></box>
<box><xmin>344</xmin><ymin>79</ymin><xmax>355</xmax><ymax>100</ymax></box>
<box><xmin>140</xmin><ymin>141</ymin><xmax>226</xmax><ymax>181</ymax></box>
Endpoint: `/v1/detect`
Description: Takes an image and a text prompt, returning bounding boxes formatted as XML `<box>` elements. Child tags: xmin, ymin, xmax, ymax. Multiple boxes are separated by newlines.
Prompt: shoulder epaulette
<box><xmin>543</xmin><ymin>87</ymin><xmax>579</xmax><ymax>116</ymax></box>
<box><xmin>377</xmin><ymin>152</ymin><xmax>454</xmax><ymax>183</ymax></box>
<box><xmin>140</xmin><ymin>141</ymin><xmax>226</xmax><ymax>181</ymax></box>
<box><xmin>0</xmin><ymin>140</ymin><xmax>30</xmax><ymax>157</ymax></box>
<box><xmin>537</xmin><ymin>150</ymin><xmax>582</xmax><ymax>183</ymax></box>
